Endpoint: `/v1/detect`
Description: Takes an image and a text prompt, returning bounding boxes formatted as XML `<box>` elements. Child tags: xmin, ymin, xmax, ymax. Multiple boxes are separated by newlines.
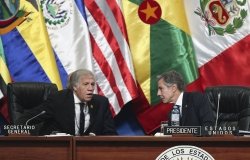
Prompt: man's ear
<box><xmin>172</xmin><ymin>84</ymin><xmax>178</xmax><ymax>92</ymax></box>
<box><xmin>73</xmin><ymin>86</ymin><xmax>77</xmax><ymax>91</ymax></box>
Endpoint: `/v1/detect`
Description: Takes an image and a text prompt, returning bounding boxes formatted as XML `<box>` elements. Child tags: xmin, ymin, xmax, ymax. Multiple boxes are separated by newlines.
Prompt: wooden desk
<box><xmin>1</xmin><ymin>136</ymin><xmax>250</xmax><ymax>160</ymax></box>
<box><xmin>74</xmin><ymin>136</ymin><xmax>250</xmax><ymax>160</ymax></box>
<box><xmin>0</xmin><ymin>136</ymin><xmax>73</xmax><ymax>160</ymax></box>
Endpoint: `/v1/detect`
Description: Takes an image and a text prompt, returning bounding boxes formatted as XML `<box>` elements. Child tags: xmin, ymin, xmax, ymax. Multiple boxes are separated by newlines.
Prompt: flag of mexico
<box><xmin>122</xmin><ymin>0</ymin><xmax>250</xmax><ymax>134</ymax></box>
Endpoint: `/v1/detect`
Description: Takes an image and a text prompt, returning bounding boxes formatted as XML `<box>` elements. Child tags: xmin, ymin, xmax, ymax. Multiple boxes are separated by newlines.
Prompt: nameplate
<box><xmin>163</xmin><ymin>126</ymin><xmax>201</xmax><ymax>136</ymax></box>
<box><xmin>3</xmin><ymin>125</ymin><xmax>36</xmax><ymax>135</ymax></box>
<box><xmin>204</xmin><ymin>126</ymin><xmax>237</xmax><ymax>136</ymax></box>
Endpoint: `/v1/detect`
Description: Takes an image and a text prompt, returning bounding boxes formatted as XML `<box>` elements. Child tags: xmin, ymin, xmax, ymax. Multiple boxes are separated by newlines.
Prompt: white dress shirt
<box><xmin>175</xmin><ymin>92</ymin><xmax>184</xmax><ymax>116</ymax></box>
<box><xmin>73</xmin><ymin>93</ymin><xmax>90</xmax><ymax>135</ymax></box>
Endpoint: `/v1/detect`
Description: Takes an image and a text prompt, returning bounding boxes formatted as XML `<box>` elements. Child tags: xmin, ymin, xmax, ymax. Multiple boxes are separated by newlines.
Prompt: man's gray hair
<box><xmin>67</xmin><ymin>69</ymin><xmax>95</xmax><ymax>89</ymax></box>
<box><xmin>157</xmin><ymin>70</ymin><xmax>185</xmax><ymax>91</ymax></box>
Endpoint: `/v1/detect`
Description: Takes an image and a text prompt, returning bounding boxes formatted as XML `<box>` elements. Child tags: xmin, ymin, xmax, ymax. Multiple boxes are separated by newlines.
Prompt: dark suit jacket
<box><xmin>18</xmin><ymin>89</ymin><xmax>117</xmax><ymax>136</ymax></box>
<box><xmin>181</xmin><ymin>92</ymin><xmax>215</xmax><ymax>127</ymax></box>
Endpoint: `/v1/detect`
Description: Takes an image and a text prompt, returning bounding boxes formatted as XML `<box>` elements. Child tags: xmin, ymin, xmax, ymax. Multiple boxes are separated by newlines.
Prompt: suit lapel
<box><xmin>181</xmin><ymin>92</ymin><xmax>188</xmax><ymax>125</ymax></box>
<box><xmin>88</xmin><ymin>102</ymin><xmax>95</xmax><ymax>126</ymax></box>
<box><xmin>87</xmin><ymin>99</ymin><xmax>97</xmax><ymax>131</ymax></box>
<box><xmin>67</xmin><ymin>91</ymin><xmax>76</xmax><ymax>134</ymax></box>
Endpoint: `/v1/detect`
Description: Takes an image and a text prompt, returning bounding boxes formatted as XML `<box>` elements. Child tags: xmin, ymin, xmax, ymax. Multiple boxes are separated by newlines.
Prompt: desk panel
<box><xmin>74</xmin><ymin>136</ymin><xmax>250</xmax><ymax>160</ymax></box>
<box><xmin>0</xmin><ymin>136</ymin><xmax>73</xmax><ymax>160</ymax></box>
<box><xmin>1</xmin><ymin>136</ymin><xmax>250</xmax><ymax>160</ymax></box>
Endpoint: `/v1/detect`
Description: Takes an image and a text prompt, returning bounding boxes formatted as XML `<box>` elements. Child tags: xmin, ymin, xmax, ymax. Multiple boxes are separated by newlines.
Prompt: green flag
<box><xmin>123</xmin><ymin>0</ymin><xmax>198</xmax><ymax>105</ymax></box>
<box><xmin>122</xmin><ymin>0</ymin><xmax>199</xmax><ymax>133</ymax></box>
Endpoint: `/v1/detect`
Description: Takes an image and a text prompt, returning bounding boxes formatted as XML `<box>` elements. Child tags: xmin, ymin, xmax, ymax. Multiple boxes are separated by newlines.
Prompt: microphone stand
<box><xmin>215</xmin><ymin>93</ymin><xmax>221</xmax><ymax>129</ymax></box>
<box><xmin>25</xmin><ymin>111</ymin><xmax>46</xmax><ymax>125</ymax></box>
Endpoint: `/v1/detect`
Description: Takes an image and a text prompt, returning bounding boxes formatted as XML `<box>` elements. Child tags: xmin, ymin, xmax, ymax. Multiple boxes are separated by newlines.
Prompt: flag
<box><xmin>85</xmin><ymin>0</ymin><xmax>146</xmax><ymax>134</ymax></box>
<box><xmin>84</xmin><ymin>0</ymin><xmax>139</xmax><ymax>115</ymax></box>
<box><xmin>39</xmin><ymin>0</ymin><xmax>93</xmax><ymax>87</ymax></box>
<box><xmin>184</xmin><ymin>0</ymin><xmax>250</xmax><ymax>90</ymax></box>
<box><xmin>122</xmin><ymin>0</ymin><xmax>250</xmax><ymax>134</ymax></box>
<box><xmin>1</xmin><ymin>0</ymin><xmax>62</xmax><ymax>87</ymax></box>
<box><xmin>0</xmin><ymin>33</ymin><xmax>11</xmax><ymax>121</ymax></box>
<box><xmin>0</xmin><ymin>37</ymin><xmax>10</xmax><ymax>97</ymax></box>
<box><xmin>0</xmin><ymin>0</ymin><xmax>63</xmax><ymax>121</ymax></box>
<box><xmin>41</xmin><ymin>0</ymin><xmax>139</xmax><ymax>116</ymax></box>
<box><xmin>122</xmin><ymin>0</ymin><xmax>199</xmax><ymax>134</ymax></box>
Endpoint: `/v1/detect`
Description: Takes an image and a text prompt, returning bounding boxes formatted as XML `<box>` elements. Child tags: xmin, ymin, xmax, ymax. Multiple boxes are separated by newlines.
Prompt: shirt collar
<box><xmin>176</xmin><ymin>92</ymin><xmax>184</xmax><ymax>106</ymax></box>
<box><xmin>73</xmin><ymin>92</ymin><xmax>81</xmax><ymax>104</ymax></box>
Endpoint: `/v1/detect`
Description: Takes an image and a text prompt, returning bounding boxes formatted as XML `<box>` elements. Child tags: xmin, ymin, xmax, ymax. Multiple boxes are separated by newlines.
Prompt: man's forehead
<box><xmin>80</xmin><ymin>74</ymin><xmax>95</xmax><ymax>79</ymax></box>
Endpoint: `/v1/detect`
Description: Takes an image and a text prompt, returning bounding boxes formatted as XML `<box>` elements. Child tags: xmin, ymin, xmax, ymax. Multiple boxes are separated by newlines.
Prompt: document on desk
<box><xmin>154</xmin><ymin>132</ymin><xmax>172</xmax><ymax>137</ymax></box>
<box><xmin>44</xmin><ymin>133</ymin><xmax>71</xmax><ymax>137</ymax></box>
<box><xmin>238</xmin><ymin>130</ymin><xmax>250</xmax><ymax>136</ymax></box>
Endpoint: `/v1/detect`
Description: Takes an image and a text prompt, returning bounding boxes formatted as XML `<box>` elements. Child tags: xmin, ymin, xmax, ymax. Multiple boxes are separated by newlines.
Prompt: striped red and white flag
<box><xmin>84</xmin><ymin>0</ymin><xmax>138</xmax><ymax>115</ymax></box>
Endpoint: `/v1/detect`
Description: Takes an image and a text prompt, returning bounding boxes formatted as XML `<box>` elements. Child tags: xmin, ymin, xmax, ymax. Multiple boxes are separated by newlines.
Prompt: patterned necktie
<box><xmin>79</xmin><ymin>103</ymin><xmax>85</xmax><ymax>135</ymax></box>
<box><xmin>175</xmin><ymin>105</ymin><xmax>181</xmax><ymax>125</ymax></box>
<box><xmin>175</xmin><ymin>105</ymin><xmax>181</xmax><ymax>117</ymax></box>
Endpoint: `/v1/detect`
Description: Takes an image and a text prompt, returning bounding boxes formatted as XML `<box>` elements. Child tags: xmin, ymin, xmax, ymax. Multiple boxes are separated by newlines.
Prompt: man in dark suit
<box><xmin>157</xmin><ymin>70</ymin><xmax>215</xmax><ymax>127</ymax></box>
<box><xmin>18</xmin><ymin>69</ymin><xmax>117</xmax><ymax>136</ymax></box>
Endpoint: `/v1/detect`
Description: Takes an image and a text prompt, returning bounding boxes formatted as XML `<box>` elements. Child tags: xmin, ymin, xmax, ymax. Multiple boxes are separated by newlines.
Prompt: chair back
<box><xmin>205</xmin><ymin>86</ymin><xmax>250</xmax><ymax>131</ymax></box>
<box><xmin>7</xmin><ymin>82</ymin><xmax>58</xmax><ymax>124</ymax></box>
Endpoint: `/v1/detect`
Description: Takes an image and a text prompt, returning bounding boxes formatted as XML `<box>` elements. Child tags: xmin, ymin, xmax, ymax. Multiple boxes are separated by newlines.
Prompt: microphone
<box><xmin>25</xmin><ymin>110</ymin><xmax>46</xmax><ymax>125</ymax></box>
<box><xmin>215</xmin><ymin>93</ymin><xmax>221</xmax><ymax>129</ymax></box>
